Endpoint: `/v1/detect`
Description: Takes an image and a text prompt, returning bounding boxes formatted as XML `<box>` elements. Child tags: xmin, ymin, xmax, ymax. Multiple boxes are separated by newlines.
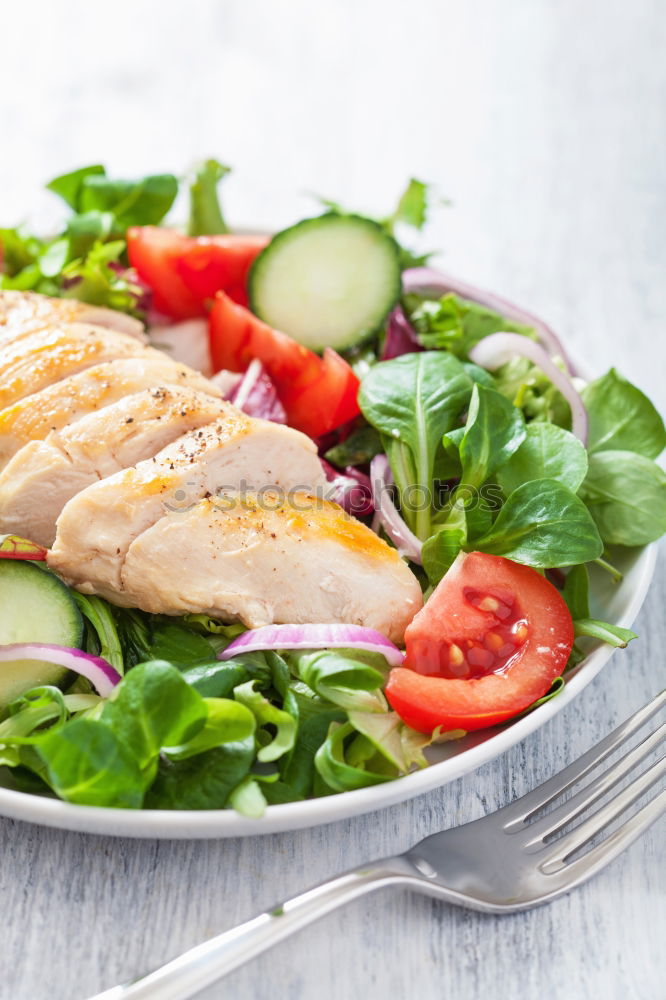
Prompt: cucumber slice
<box><xmin>249</xmin><ymin>214</ymin><xmax>402</xmax><ymax>352</ymax></box>
<box><xmin>0</xmin><ymin>561</ymin><xmax>83</xmax><ymax>707</ymax></box>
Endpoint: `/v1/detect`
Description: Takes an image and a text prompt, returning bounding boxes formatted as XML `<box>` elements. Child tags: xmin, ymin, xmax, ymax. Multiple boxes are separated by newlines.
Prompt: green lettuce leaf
<box><xmin>61</xmin><ymin>239</ymin><xmax>143</xmax><ymax>314</ymax></box>
<box><xmin>582</xmin><ymin>369</ymin><xmax>666</xmax><ymax>459</ymax></box>
<box><xmin>497</xmin><ymin>423</ymin><xmax>588</xmax><ymax>496</ymax></box>
<box><xmin>404</xmin><ymin>292</ymin><xmax>534</xmax><ymax>357</ymax></box>
<box><xmin>101</xmin><ymin>661</ymin><xmax>207</xmax><ymax>779</ymax></box>
<box><xmin>188</xmin><ymin>158</ymin><xmax>230</xmax><ymax>236</ymax></box>
<box><xmin>46</xmin><ymin>164</ymin><xmax>106</xmax><ymax>210</ymax></box>
<box><xmin>458</xmin><ymin>383</ymin><xmax>526</xmax><ymax>490</ymax></box>
<box><xmin>165</xmin><ymin>697</ymin><xmax>255</xmax><ymax>760</ymax></box>
<box><xmin>473</xmin><ymin>479</ymin><xmax>603</xmax><ymax>567</ymax></box>
<box><xmin>233</xmin><ymin>680</ymin><xmax>296</xmax><ymax>762</ymax></box>
<box><xmin>37</xmin><ymin>718</ymin><xmax>144</xmax><ymax>808</ymax></box>
<box><xmin>580</xmin><ymin>451</ymin><xmax>666</xmax><ymax>546</ymax></box>
<box><xmin>145</xmin><ymin>737</ymin><xmax>255</xmax><ymax>810</ymax></box>
<box><xmin>359</xmin><ymin>351</ymin><xmax>473</xmax><ymax>539</ymax></box>
<box><xmin>291</xmin><ymin>649</ymin><xmax>388</xmax><ymax>712</ymax></box>
<box><xmin>325</xmin><ymin>425</ymin><xmax>383</xmax><ymax>467</ymax></box>
<box><xmin>315</xmin><ymin>722</ymin><xmax>398</xmax><ymax>792</ymax></box>
<box><xmin>78</xmin><ymin>173</ymin><xmax>178</xmax><ymax>231</ymax></box>
<box><xmin>392</xmin><ymin>178</ymin><xmax>430</xmax><ymax>230</ymax></box>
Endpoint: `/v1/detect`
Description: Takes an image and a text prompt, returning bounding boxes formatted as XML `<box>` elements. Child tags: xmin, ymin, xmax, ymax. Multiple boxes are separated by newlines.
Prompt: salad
<box><xmin>0</xmin><ymin>161</ymin><xmax>664</xmax><ymax>816</ymax></box>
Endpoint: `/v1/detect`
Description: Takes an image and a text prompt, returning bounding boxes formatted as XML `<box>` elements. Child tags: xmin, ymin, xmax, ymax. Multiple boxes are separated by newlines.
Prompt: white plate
<box><xmin>0</xmin><ymin>543</ymin><xmax>656</xmax><ymax>837</ymax></box>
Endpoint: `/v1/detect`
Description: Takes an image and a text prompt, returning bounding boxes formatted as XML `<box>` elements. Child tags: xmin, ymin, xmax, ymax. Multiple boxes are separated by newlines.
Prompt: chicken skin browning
<box><xmin>0</xmin><ymin>355</ymin><xmax>221</xmax><ymax>468</ymax></box>
<box><xmin>56</xmin><ymin>492</ymin><xmax>423</xmax><ymax>644</ymax></box>
<box><xmin>0</xmin><ymin>386</ymin><xmax>229</xmax><ymax>546</ymax></box>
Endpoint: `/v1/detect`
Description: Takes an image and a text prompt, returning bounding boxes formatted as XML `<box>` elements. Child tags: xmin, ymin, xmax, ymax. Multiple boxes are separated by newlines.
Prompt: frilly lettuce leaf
<box><xmin>315</xmin><ymin>722</ymin><xmax>397</xmax><ymax>792</ymax></box>
<box><xmin>233</xmin><ymin>680</ymin><xmax>297</xmax><ymax>763</ymax></box>
<box><xmin>290</xmin><ymin>648</ymin><xmax>389</xmax><ymax>713</ymax></box>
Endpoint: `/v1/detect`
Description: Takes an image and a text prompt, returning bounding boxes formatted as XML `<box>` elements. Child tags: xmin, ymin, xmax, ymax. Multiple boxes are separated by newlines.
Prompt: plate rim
<box><xmin>0</xmin><ymin>543</ymin><xmax>657</xmax><ymax>838</ymax></box>
<box><xmin>0</xmin><ymin>327</ymin><xmax>659</xmax><ymax>839</ymax></box>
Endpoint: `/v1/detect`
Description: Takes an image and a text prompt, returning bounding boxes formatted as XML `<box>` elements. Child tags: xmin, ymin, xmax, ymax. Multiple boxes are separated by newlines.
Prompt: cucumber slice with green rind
<box><xmin>249</xmin><ymin>214</ymin><xmax>402</xmax><ymax>352</ymax></box>
<box><xmin>0</xmin><ymin>561</ymin><xmax>83</xmax><ymax>707</ymax></box>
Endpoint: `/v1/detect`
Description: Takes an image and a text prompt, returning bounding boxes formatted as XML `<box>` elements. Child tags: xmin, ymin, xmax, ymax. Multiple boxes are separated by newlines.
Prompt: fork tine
<box><xmin>501</xmin><ymin>689</ymin><xmax>666</xmax><ymax>831</ymax></box>
<box><xmin>522</xmin><ymin>720</ymin><xmax>666</xmax><ymax>846</ymax></box>
<box><xmin>541</xmin><ymin>788</ymin><xmax>666</xmax><ymax>893</ymax></box>
<box><xmin>538</xmin><ymin>755</ymin><xmax>665</xmax><ymax>873</ymax></box>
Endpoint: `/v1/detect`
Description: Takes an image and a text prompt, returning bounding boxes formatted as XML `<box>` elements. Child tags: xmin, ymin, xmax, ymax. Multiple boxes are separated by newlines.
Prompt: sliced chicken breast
<box><xmin>0</xmin><ymin>322</ymin><xmax>166</xmax><ymax>410</ymax></box>
<box><xmin>0</xmin><ymin>355</ymin><xmax>221</xmax><ymax>468</ymax></box>
<box><xmin>0</xmin><ymin>387</ymin><xmax>229</xmax><ymax>547</ymax></box>
<box><xmin>0</xmin><ymin>290</ymin><xmax>145</xmax><ymax>340</ymax></box>
<box><xmin>119</xmin><ymin>493</ymin><xmax>421</xmax><ymax>643</ymax></box>
<box><xmin>48</xmin><ymin>416</ymin><xmax>327</xmax><ymax>596</ymax></box>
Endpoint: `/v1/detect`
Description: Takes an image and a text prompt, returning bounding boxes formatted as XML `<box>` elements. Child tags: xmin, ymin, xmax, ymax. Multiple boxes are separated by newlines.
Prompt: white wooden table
<box><xmin>0</xmin><ymin>2</ymin><xmax>664</xmax><ymax>997</ymax></box>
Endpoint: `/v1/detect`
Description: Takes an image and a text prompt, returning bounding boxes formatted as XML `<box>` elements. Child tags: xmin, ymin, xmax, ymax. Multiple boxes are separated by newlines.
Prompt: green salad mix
<box><xmin>0</xmin><ymin>162</ymin><xmax>663</xmax><ymax>815</ymax></box>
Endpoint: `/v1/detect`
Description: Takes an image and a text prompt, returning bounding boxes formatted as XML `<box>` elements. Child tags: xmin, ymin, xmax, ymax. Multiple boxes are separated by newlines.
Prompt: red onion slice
<box><xmin>321</xmin><ymin>460</ymin><xmax>374</xmax><ymax>516</ymax></box>
<box><xmin>219</xmin><ymin>623</ymin><xmax>405</xmax><ymax>665</ymax></box>
<box><xmin>0</xmin><ymin>643</ymin><xmax>121</xmax><ymax>697</ymax></box>
<box><xmin>226</xmin><ymin>359</ymin><xmax>287</xmax><ymax>423</ymax></box>
<box><xmin>469</xmin><ymin>333</ymin><xmax>588</xmax><ymax>444</ymax></box>
<box><xmin>370</xmin><ymin>455</ymin><xmax>423</xmax><ymax>563</ymax></box>
<box><xmin>403</xmin><ymin>266</ymin><xmax>575</xmax><ymax>373</ymax></box>
<box><xmin>0</xmin><ymin>535</ymin><xmax>48</xmax><ymax>561</ymax></box>
<box><xmin>381</xmin><ymin>305</ymin><xmax>422</xmax><ymax>360</ymax></box>
<box><xmin>230</xmin><ymin>359</ymin><xmax>263</xmax><ymax>410</ymax></box>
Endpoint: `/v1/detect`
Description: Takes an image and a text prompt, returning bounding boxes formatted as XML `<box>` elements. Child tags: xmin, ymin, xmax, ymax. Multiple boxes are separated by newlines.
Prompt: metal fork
<box><xmin>89</xmin><ymin>690</ymin><xmax>666</xmax><ymax>1000</ymax></box>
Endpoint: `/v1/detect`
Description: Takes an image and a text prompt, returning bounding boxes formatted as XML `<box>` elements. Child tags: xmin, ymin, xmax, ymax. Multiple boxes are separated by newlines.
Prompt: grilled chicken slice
<box><xmin>2</xmin><ymin>293</ymin><xmax>421</xmax><ymax>640</ymax></box>
<box><xmin>0</xmin><ymin>387</ymin><xmax>229</xmax><ymax>547</ymax></box>
<box><xmin>0</xmin><ymin>355</ymin><xmax>220</xmax><ymax>469</ymax></box>
<box><xmin>0</xmin><ymin>290</ymin><xmax>145</xmax><ymax>341</ymax></box>
<box><xmin>48</xmin><ymin>416</ymin><xmax>327</xmax><ymax>596</ymax></box>
<box><xmin>0</xmin><ymin>323</ymin><xmax>164</xmax><ymax>410</ymax></box>
<box><xmin>119</xmin><ymin>493</ymin><xmax>421</xmax><ymax>643</ymax></box>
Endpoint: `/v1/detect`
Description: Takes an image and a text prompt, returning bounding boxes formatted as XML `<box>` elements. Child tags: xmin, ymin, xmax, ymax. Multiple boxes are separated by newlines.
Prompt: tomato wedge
<box><xmin>209</xmin><ymin>291</ymin><xmax>361</xmax><ymax>438</ymax></box>
<box><xmin>386</xmin><ymin>552</ymin><xmax>573</xmax><ymax>733</ymax></box>
<box><xmin>126</xmin><ymin>227</ymin><xmax>268</xmax><ymax>318</ymax></box>
<box><xmin>278</xmin><ymin>347</ymin><xmax>361</xmax><ymax>437</ymax></box>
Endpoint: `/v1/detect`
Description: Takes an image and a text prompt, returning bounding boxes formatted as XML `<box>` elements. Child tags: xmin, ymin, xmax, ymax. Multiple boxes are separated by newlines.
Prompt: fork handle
<box><xmin>86</xmin><ymin>857</ymin><xmax>417</xmax><ymax>1000</ymax></box>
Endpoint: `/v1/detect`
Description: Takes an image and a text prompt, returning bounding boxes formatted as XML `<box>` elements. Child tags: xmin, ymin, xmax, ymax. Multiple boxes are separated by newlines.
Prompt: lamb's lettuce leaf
<box><xmin>359</xmin><ymin>351</ymin><xmax>473</xmax><ymax>539</ymax></box>
<box><xmin>46</xmin><ymin>164</ymin><xmax>106</xmax><ymax>210</ymax></box>
<box><xmin>101</xmin><ymin>661</ymin><xmax>207</xmax><ymax>779</ymax></box>
<box><xmin>582</xmin><ymin>369</ymin><xmax>666</xmax><ymax>459</ymax></box>
<box><xmin>473</xmin><ymin>479</ymin><xmax>603</xmax><ymax>567</ymax></box>
<box><xmin>497</xmin><ymin>423</ymin><xmax>588</xmax><ymax>496</ymax></box>
<box><xmin>37</xmin><ymin>719</ymin><xmax>144</xmax><ymax>808</ymax></box>
<box><xmin>188</xmin><ymin>158</ymin><xmax>230</xmax><ymax>236</ymax></box>
<box><xmin>145</xmin><ymin>737</ymin><xmax>256</xmax><ymax>810</ymax></box>
<box><xmin>580</xmin><ymin>451</ymin><xmax>666</xmax><ymax>546</ymax></box>
<box><xmin>458</xmin><ymin>383</ymin><xmax>525</xmax><ymax>490</ymax></box>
